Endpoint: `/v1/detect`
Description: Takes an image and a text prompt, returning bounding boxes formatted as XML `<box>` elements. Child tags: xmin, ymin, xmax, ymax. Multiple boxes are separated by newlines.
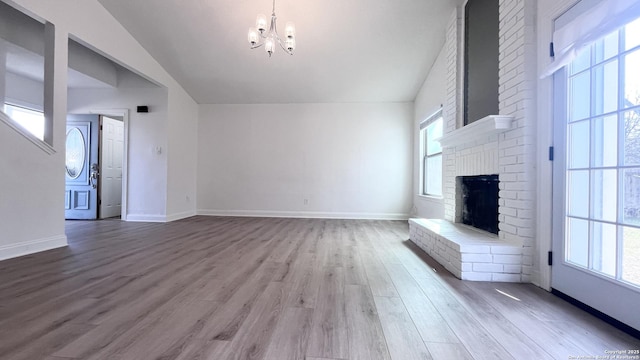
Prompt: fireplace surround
<box><xmin>409</xmin><ymin>114</ymin><xmax>527</xmax><ymax>282</ymax></box>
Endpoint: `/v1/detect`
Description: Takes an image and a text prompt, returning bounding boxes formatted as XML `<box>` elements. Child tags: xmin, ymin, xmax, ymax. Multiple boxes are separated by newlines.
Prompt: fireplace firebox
<box><xmin>458</xmin><ymin>175</ymin><xmax>499</xmax><ymax>234</ymax></box>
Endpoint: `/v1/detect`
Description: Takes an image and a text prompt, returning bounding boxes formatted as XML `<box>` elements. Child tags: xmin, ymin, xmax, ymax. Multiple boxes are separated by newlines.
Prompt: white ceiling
<box><xmin>97</xmin><ymin>0</ymin><xmax>458</xmax><ymax>104</ymax></box>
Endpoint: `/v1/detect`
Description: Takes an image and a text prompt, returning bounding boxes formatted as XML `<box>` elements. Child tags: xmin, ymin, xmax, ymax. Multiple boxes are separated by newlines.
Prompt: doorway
<box><xmin>94</xmin><ymin>109</ymin><xmax>129</xmax><ymax>221</ymax></box>
<box><xmin>98</xmin><ymin>115</ymin><xmax>124</xmax><ymax>219</ymax></box>
<box><xmin>64</xmin><ymin>109</ymin><xmax>129</xmax><ymax>221</ymax></box>
<box><xmin>64</xmin><ymin>114</ymin><xmax>99</xmax><ymax>220</ymax></box>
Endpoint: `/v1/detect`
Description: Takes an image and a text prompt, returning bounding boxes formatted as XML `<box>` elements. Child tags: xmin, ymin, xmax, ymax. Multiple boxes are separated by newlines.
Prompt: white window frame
<box><xmin>561</xmin><ymin>19</ymin><xmax>640</xmax><ymax>287</ymax></box>
<box><xmin>0</xmin><ymin>4</ymin><xmax>55</xmax><ymax>154</ymax></box>
<box><xmin>420</xmin><ymin>110</ymin><xmax>444</xmax><ymax>197</ymax></box>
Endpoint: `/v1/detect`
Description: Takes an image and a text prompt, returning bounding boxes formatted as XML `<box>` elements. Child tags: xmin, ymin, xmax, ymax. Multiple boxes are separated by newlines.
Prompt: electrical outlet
<box><xmin>303</xmin><ymin>198</ymin><xmax>308</xmax><ymax>205</ymax></box>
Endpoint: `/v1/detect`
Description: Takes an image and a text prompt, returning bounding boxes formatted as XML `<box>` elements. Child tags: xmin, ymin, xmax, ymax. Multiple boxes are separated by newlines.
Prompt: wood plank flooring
<box><xmin>0</xmin><ymin>216</ymin><xmax>638</xmax><ymax>360</ymax></box>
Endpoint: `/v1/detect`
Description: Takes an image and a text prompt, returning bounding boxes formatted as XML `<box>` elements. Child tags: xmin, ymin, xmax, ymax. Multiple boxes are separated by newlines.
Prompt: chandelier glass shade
<box><xmin>247</xmin><ymin>0</ymin><xmax>296</xmax><ymax>56</ymax></box>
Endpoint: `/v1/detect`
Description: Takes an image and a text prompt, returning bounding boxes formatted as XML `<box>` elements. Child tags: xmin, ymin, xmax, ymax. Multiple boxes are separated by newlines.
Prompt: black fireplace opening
<box><xmin>460</xmin><ymin>175</ymin><xmax>499</xmax><ymax>234</ymax></box>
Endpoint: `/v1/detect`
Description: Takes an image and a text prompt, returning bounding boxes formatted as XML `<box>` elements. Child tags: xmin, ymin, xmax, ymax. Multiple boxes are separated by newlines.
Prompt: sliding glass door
<box><xmin>552</xmin><ymin>18</ymin><xmax>640</xmax><ymax>331</ymax></box>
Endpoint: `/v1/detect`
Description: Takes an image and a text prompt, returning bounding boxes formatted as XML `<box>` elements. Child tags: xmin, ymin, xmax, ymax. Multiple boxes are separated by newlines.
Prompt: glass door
<box><xmin>552</xmin><ymin>18</ymin><xmax>640</xmax><ymax>331</ymax></box>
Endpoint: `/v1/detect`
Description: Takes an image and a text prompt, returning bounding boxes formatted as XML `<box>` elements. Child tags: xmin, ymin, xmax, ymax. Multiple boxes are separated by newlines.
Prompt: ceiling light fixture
<box><xmin>247</xmin><ymin>0</ymin><xmax>296</xmax><ymax>57</ymax></box>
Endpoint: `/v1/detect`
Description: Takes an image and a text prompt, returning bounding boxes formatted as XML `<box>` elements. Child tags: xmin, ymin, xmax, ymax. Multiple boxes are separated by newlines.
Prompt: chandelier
<box><xmin>247</xmin><ymin>0</ymin><xmax>296</xmax><ymax>57</ymax></box>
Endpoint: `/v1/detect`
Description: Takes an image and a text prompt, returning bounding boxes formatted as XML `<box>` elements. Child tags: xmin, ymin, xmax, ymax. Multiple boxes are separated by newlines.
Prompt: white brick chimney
<box><xmin>441</xmin><ymin>0</ymin><xmax>538</xmax><ymax>282</ymax></box>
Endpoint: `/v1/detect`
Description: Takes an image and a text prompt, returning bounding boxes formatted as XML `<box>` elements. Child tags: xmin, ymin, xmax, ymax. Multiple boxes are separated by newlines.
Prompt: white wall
<box><xmin>198</xmin><ymin>103</ymin><xmax>413</xmax><ymax>219</ymax></box>
<box><xmin>5</xmin><ymin>72</ymin><xmax>44</xmax><ymax>109</ymax></box>
<box><xmin>166</xmin><ymin>88</ymin><xmax>198</xmax><ymax>220</ymax></box>
<box><xmin>412</xmin><ymin>44</ymin><xmax>447</xmax><ymax>219</ymax></box>
<box><xmin>0</xmin><ymin>112</ymin><xmax>66</xmax><ymax>259</ymax></box>
<box><xmin>67</xmin><ymin>87</ymin><xmax>170</xmax><ymax>219</ymax></box>
<box><xmin>0</xmin><ymin>18</ymin><xmax>66</xmax><ymax>260</ymax></box>
<box><xmin>68</xmin><ymin>39</ymin><xmax>117</xmax><ymax>87</ymax></box>
<box><xmin>0</xmin><ymin>0</ymin><xmax>198</xmax><ymax>261</ymax></box>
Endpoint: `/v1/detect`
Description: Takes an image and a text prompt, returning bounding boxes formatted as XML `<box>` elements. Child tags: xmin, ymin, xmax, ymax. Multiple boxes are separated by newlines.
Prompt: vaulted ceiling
<box><xmin>97</xmin><ymin>0</ymin><xmax>457</xmax><ymax>104</ymax></box>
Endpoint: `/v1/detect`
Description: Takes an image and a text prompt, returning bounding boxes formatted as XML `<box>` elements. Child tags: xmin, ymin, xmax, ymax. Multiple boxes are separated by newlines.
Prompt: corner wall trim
<box><xmin>197</xmin><ymin>209</ymin><xmax>410</xmax><ymax>220</ymax></box>
<box><xmin>0</xmin><ymin>235</ymin><xmax>67</xmax><ymax>261</ymax></box>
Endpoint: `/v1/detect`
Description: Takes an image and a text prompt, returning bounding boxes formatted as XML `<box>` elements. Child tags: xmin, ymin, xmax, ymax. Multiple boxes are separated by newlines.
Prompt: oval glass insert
<box><xmin>65</xmin><ymin>127</ymin><xmax>86</xmax><ymax>179</ymax></box>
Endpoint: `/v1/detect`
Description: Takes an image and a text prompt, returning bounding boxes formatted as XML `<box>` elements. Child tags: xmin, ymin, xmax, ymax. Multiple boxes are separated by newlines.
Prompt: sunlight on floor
<box><xmin>495</xmin><ymin>289</ymin><xmax>521</xmax><ymax>302</ymax></box>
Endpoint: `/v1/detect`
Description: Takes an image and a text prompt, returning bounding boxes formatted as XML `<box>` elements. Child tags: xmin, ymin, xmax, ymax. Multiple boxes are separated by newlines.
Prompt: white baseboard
<box><xmin>197</xmin><ymin>209</ymin><xmax>409</xmax><ymax>220</ymax></box>
<box><xmin>126</xmin><ymin>211</ymin><xmax>197</xmax><ymax>223</ymax></box>
<box><xmin>165</xmin><ymin>210</ymin><xmax>197</xmax><ymax>222</ymax></box>
<box><xmin>126</xmin><ymin>214</ymin><xmax>167</xmax><ymax>223</ymax></box>
<box><xmin>0</xmin><ymin>235</ymin><xmax>67</xmax><ymax>261</ymax></box>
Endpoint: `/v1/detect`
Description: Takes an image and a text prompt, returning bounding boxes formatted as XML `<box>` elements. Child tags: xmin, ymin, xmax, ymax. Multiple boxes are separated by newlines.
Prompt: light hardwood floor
<box><xmin>0</xmin><ymin>216</ymin><xmax>638</xmax><ymax>360</ymax></box>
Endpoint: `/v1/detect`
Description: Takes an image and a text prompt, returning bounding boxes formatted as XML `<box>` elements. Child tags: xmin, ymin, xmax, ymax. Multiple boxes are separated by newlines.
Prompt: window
<box><xmin>4</xmin><ymin>104</ymin><xmax>46</xmax><ymax>141</ymax></box>
<box><xmin>420</xmin><ymin>113</ymin><xmax>443</xmax><ymax>196</ymax></box>
<box><xmin>564</xmin><ymin>18</ymin><xmax>640</xmax><ymax>286</ymax></box>
<box><xmin>0</xmin><ymin>1</ymin><xmax>50</xmax><ymax>147</ymax></box>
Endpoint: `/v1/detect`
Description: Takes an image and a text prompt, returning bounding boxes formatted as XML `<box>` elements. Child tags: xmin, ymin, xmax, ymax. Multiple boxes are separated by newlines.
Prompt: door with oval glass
<box><xmin>65</xmin><ymin>114</ymin><xmax>99</xmax><ymax>219</ymax></box>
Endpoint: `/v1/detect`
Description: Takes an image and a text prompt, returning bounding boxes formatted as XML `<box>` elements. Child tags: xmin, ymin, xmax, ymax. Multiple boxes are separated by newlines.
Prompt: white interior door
<box><xmin>552</xmin><ymin>18</ymin><xmax>640</xmax><ymax>331</ymax></box>
<box><xmin>99</xmin><ymin>116</ymin><xmax>124</xmax><ymax>219</ymax></box>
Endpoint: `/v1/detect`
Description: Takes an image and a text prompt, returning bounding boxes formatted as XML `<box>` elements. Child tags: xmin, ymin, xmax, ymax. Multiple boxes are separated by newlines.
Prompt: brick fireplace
<box><xmin>410</xmin><ymin>0</ymin><xmax>537</xmax><ymax>283</ymax></box>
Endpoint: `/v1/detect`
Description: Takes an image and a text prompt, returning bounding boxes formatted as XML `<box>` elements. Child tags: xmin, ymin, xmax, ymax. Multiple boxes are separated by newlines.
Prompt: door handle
<box><xmin>90</xmin><ymin>163</ymin><xmax>99</xmax><ymax>189</ymax></box>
